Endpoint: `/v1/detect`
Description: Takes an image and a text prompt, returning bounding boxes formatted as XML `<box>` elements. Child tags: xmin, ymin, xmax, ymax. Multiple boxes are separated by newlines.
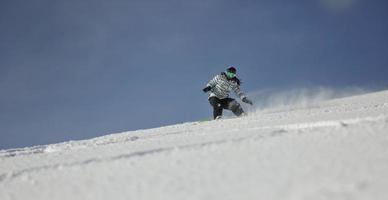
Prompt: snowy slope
<box><xmin>1</xmin><ymin>90</ymin><xmax>388</xmax><ymax>200</ymax></box>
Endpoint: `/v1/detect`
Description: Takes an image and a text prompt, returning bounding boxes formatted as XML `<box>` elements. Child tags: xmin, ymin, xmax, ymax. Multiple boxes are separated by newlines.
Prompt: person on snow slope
<box><xmin>203</xmin><ymin>66</ymin><xmax>253</xmax><ymax>120</ymax></box>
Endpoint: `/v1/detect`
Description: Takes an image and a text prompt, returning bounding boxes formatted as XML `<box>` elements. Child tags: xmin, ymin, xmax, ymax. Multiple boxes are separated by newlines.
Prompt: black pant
<box><xmin>208</xmin><ymin>97</ymin><xmax>245</xmax><ymax>119</ymax></box>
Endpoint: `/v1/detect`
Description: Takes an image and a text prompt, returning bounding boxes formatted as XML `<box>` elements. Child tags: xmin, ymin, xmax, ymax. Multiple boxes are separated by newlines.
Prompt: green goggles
<box><xmin>226</xmin><ymin>71</ymin><xmax>236</xmax><ymax>78</ymax></box>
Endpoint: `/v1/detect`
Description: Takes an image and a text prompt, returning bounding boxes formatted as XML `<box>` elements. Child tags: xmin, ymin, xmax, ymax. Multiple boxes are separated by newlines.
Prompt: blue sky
<box><xmin>1</xmin><ymin>0</ymin><xmax>387</xmax><ymax>149</ymax></box>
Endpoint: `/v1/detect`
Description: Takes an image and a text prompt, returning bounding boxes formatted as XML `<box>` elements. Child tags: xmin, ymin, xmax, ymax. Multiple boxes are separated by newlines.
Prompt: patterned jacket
<box><xmin>206</xmin><ymin>72</ymin><xmax>246</xmax><ymax>100</ymax></box>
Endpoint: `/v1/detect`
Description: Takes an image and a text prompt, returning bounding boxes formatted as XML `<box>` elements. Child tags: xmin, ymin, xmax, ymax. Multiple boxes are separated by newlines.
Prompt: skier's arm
<box><xmin>203</xmin><ymin>75</ymin><xmax>220</xmax><ymax>92</ymax></box>
<box><xmin>203</xmin><ymin>86</ymin><xmax>211</xmax><ymax>93</ymax></box>
<box><xmin>207</xmin><ymin>75</ymin><xmax>220</xmax><ymax>88</ymax></box>
<box><xmin>242</xmin><ymin>97</ymin><xmax>253</xmax><ymax>105</ymax></box>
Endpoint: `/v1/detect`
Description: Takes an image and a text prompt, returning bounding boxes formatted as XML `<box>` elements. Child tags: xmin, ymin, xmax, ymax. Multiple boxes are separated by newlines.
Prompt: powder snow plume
<box><xmin>245</xmin><ymin>86</ymin><xmax>369</xmax><ymax>113</ymax></box>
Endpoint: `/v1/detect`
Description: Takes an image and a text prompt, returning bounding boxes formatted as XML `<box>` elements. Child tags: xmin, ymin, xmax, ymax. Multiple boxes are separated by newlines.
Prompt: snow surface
<box><xmin>1</xmin><ymin>90</ymin><xmax>388</xmax><ymax>200</ymax></box>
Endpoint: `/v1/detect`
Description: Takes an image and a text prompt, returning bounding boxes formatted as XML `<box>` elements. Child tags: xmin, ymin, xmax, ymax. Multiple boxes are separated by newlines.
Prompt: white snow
<box><xmin>1</xmin><ymin>90</ymin><xmax>388</xmax><ymax>200</ymax></box>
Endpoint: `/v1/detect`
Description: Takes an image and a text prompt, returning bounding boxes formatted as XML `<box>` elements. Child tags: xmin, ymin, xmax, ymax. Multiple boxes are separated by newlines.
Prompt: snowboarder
<box><xmin>203</xmin><ymin>66</ymin><xmax>253</xmax><ymax>119</ymax></box>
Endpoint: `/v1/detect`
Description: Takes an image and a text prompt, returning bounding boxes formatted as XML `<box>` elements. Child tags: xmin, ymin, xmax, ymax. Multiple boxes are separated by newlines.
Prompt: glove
<box><xmin>203</xmin><ymin>86</ymin><xmax>211</xmax><ymax>93</ymax></box>
<box><xmin>242</xmin><ymin>97</ymin><xmax>253</xmax><ymax>105</ymax></box>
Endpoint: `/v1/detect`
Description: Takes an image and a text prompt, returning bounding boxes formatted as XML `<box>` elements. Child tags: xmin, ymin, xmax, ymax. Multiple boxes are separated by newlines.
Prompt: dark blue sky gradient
<box><xmin>1</xmin><ymin>0</ymin><xmax>388</xmax><ymax>149</ymax></box>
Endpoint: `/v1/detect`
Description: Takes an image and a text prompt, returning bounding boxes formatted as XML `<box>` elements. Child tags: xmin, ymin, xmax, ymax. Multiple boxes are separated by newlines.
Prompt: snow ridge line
<box><xmin>0</xmin><ymin>146</ymin><xmax>47</xmax><ymax>158</ymax></box>
<box><xmin>0</xmin><ymin>136</ymin><xmax>142</xmax><ymax>158</ymax></box>
<box><xmin>0</xmin><ymin>114</ymin><xmax>386</xmax><ymax>160</ymax></box>
<box><xmin>1</xmin><ymin>115</ymin><xmax>386</xmax><ymax>183</ymax></box>
<box><xmin>0</xmin><ymin>114</ymin><xmax>385</xmax><ymax>157</ymax></box>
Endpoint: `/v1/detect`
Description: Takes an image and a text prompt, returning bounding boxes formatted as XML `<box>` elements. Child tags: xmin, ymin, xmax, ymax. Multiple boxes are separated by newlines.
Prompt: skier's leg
<box><xmin>226</xmin><ymin>98</ymin><xmax>245</xmax><ymax>117</ymax></box>
<box><xmin>209</xmin><ymin>97</ymin><xmax>223</xmax><ymax>119</ymax></box>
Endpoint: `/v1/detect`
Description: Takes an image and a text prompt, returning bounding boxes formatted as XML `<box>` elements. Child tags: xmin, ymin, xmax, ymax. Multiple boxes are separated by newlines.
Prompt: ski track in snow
<box><xmin>1</xmin><ymin>90</ymin><xmax>388</xmax><ymax>200</ymax></box>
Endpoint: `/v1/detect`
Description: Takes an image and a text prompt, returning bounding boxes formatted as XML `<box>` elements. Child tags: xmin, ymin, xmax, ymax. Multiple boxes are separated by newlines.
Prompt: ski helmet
<box><xmin>227</xmin><ymin>66</ymin><xmax>237</xmax><ymax>74</ymax></box>
<box><xmin>226</xmin><ymin>66</ymin><xmax>237</xmax><ymax>78</ymax></box>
